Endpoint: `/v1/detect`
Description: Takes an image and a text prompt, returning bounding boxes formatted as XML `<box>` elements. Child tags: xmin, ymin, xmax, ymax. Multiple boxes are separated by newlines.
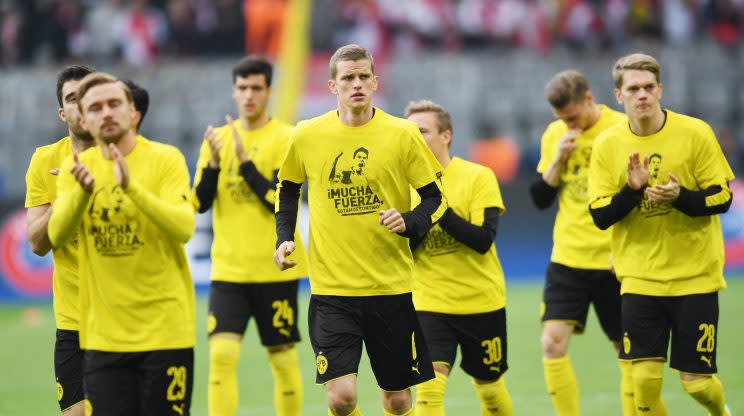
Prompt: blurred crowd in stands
<box><xmin>1</xmin><ymin>0</ymin><xmax>743</xmax><ymax>67</ymax></box>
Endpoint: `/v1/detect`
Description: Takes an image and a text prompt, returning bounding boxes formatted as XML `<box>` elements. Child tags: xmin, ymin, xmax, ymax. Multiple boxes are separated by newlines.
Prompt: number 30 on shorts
<box><xmin>696</xmin><ymin>323</ymin><xmax>715</xmax><ymax>353</ymax></box>
<box><xmin>481</xmin><ymin>337</ymin><xmax>502</xmax><ymax>365</ymax></box>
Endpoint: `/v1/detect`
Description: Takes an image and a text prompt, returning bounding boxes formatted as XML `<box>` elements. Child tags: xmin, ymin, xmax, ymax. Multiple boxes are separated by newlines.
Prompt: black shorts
<box><xmin>208</xmin><ymin>280</ymin><xmax>300</xmax><ymax>346</ymax></box>
<box><xmin>417</xmin><ymin>309</ymin><xmax>508</xmax><ymax>382</ymax></box>
<box><xmin>84</xmin><ymin>348</ymin><xmax>194</xmax><ymax>416</ymax></box>
<box><xmin>54</xmin><ymin>329</ymin><xmax>85</xmax><ymax>412</ymax></box>
<box><xmin>620</xmin><ymin>293</ymin><xmax>719</xmax><ymax>374</ymax></box>
<box><xmin>542</xmin><ymin>262</ymin><xmax>622</xmax><ymax>341</ymax></box>
<box><xmin>308</xmin><ymin>293</ymin><xmax>435</xmax><ymax>391</ymax></box>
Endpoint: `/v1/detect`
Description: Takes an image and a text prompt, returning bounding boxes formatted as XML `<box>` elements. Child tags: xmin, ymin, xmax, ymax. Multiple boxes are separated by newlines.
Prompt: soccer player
<box><xmin>273</xmin><ymin>44</ymin><xmax>446</xmax><ymax>416</ymax></box>
<box><xmin>191</xmin><ymin>56</ymin><xmax>308</xmax><ymax>416</ymax></box>
<box><xmin>25</xmin><ymin>64</ymin><xmax>95</xmax><ymax>416</ymax></box>
<box><xmin>528</xmin><ymin>70</ymin><xmax>629</xmax><ymax>415</ymax></box>
<box><xmin>405</xmin><ymin>100</ymin><xmax>512</xmax><ymax>416</ymax></box>
<box><xmin>589</xmin><ymin>53</ymin><xmax>732</xmax><ymax>416</ymax></box>
<box><xmin>48</xmin><ymin>72</ymin><xmax>196</xmax><ymax>416</ymax></box>
<box><xmin>121</xmin><ymin>79</ymin><xmax>150</xmax><ymax>133</ymax></box>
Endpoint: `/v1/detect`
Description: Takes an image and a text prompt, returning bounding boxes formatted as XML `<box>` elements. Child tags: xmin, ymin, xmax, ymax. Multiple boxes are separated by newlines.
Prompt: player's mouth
<box><xmin>351</xmin><ymin>93</ymin><xmax>365</xmax><ymax>100</ymax></box>
<box><xmin>243</xmin><ymin>103</ymin><xmax>255</xmax><ymax>111</ymax></box>
<box><xmin>102</xmin><ymin>121</ymin><xmax>119</xmax><ymax>130</ymax></box>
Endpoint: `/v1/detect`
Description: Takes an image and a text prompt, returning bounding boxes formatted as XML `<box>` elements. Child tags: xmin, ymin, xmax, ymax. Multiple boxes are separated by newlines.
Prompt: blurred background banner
<box><xmin>1</xmin><ymin>0</ymin><xmax>744</xmax><ymax>301</ymax></box>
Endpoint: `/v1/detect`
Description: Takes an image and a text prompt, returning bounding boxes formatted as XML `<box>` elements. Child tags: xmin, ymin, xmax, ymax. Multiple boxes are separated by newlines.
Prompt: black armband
<box><xmin>275</xmin><ymin>180</ymin><xmax>301</xmax><ymax>248</ymax></box>
<box><xmin>194</xmin><ymin>167</ymin><xmax>219</xmax><ymax>213</ymax></box>
<box><xmin>589</xmin><ymin>184</ymin><xmax>644</xmax><ymax>230</ymax></box>
<box><xmin>672</xmin><ymin>185</ymin><xmax>732</xmax><ymax>217</ymax></box>
<box><xmin>529</xmin><ymin>176</ymin><xmax>558</xmax><ymax>209</ymax></box>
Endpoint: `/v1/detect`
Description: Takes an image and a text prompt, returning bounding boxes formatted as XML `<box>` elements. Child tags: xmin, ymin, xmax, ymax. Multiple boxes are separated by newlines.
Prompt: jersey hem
<box><xmin>311</xmin><ymin>288</ymin><xmax>412</xmax><ymax>297</ymax></box>
<box><xmin>550</xmin><ymin>255</ymin><xmax>612</xmax><ymax>271</ymax></box>
<box><xmin>81</xmin><ymin>340</ymin><xmax>196</xmax><ymax>352</ymax></box>
<box><xmin>414</xmin><ymin>304</ymin><xmax>505</xmax><ymax>315</ymax></box>
<box><xmin>211</xmin><ymin>275</ymin><xmax>303</xmax><ymax>284</ymax></box>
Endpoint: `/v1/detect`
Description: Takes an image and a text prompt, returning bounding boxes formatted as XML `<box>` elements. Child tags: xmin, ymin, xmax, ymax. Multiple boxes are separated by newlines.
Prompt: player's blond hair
<box><xmin>545</xmin><ymin>70</ymin><xmax>590</xmax><ymax>109</ymax></box>
<box><xmin>329</xmin><ymin>44</ymin><xmax>374</xmax><ymax>79</ymax></box>
<box><xmin>405</xmin><ymin>100</ymin><xmax>453</xmax><ymax>135</ymax></box>
<box><xmin>76</xmin><ymin>72</ymin><xmax>133</xmax><ymax>114</ymax></box>
<box><xmin>612</xmin><ymin>53</ymin><xmax>661</xmax><ymax>88</ymax></box>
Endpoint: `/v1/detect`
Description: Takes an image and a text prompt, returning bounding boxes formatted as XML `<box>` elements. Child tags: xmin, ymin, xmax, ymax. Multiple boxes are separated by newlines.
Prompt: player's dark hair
<box><xmin>121</xmin><ymin>79</ymin><xmax>150</xmax><ymax>130</ymax></box>
<box><xmin>56</xmin><ymin>65</ymin><xmax>95</xmax><ymax>107</ymax></box>
<box><xmin>232</xmin><ymin>56</ymin><xmax>273</xmax><ymax>86</ymax></box>
<box><xmin>545</xmin><ymin>70</ymin><xmax>590</xmax><ymax>109</ymax></box>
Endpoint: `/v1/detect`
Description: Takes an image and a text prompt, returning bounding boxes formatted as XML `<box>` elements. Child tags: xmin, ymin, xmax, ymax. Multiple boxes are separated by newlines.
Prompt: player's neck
<box><xmin>337</xmin><ymin>105</ymin><xmax>374</xmax><ymax>127</ymax></box>
<box><xmin>585</xmin><ymin>103</ymin><xmax>601</xmax><ymax>130</ymax></box>
<box><xmin>99</xmin><ymin>131</ymin><xmax>137</xmax><ymax>159</ymax></box>
<box><xmin>69</xmin><ymin>133</ymin><xmax>95</xmax><ymax>155</ymax></box>
<box><xmin>240</xmin><ymin>113</ymin><xmax>270</xmax><ymax>131</ymax></box>
<box><xmin>629</xmin><ymin>108</ymin><xmax>665</xmax><ymax>136</ymax></box>
<box><xmin>438</xmin><ymin>152</ymin><xmax>452</xmax><ymax>168</ymax></box>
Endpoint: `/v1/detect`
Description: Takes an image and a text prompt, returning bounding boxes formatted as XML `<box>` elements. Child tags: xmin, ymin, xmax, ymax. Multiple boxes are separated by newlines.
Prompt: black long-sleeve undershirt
<box><xmin>529</xmin><ymin>176</ymin><xmax>559</xmax><ymax>209</ymax></box>
<box><xmin>410</xmin><ymin>207</ymin><xmax>500</xmax><ymax>254</ymax></box>
<box><xmin>672</xmin><ymin>185</ymin><xmax>732</xmax><ymax>217</ymax></box>
<box><xmin>399</xmin><ymin>182</ymin><xmax>444</xmax><ymax>239</ymax></box>
<box><xmin>589</xmin><ymin>184</ymin><xmax>644</xmax><ymax>230</ymax></box>
<box><xmin>275</xmin><ymin>180</ymin><xmax>302</xmax><ymax>248</ymax></box>
<box><xmin>239</xmin><ymin>161</ymin><xmax>279</xmax><ymax>212</ymax></box>
<box><xmin>194</xmin><ymin>167</ymin><xmax>219</xmax><ymax>213</ymax></box>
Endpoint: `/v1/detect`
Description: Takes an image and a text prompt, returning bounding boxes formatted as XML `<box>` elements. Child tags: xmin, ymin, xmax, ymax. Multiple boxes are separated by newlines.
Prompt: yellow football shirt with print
<box><xmin>24</xmin><ymin>136</ymin><xmax>79</xmax><ymax>331</ymax></box>
<box><xmin>51</xmin><ymin>136</ymin><xmax>196</xmax><ymax>352</ymax></box>
<box><xmin>192</xmin><ymin>118</ymin><xmax>308</xmax><ymax>283</ymax></box>
<box><xmin>537</xmin><ymin>105</ymin><xmax>625</xmax><ymax>270</ymax></box>
<box><xmin>588</xmin><ymin>111</ymin><xmax>734</xmax><ymax>296</ymax></box>
<box><xmin>413</xmin><ymin>157</ymin><xmax>506</xmax><ymax>314</ymax></box>
<box><xmin>278</xmin><ymin>108</ymin><xmax>446</xmax><ymax>296</ymax></box>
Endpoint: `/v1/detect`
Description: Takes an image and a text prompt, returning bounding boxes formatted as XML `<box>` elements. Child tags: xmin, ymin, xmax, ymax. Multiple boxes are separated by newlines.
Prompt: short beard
<box><xmin>99</xmin><ymin>128</ymin><xmax>127</xmax><ymax>145</ymax></box>
<box><xmin>71</xmin><ymin>126</ymin><xmax>94</xmax><ymax>143</ymax></box>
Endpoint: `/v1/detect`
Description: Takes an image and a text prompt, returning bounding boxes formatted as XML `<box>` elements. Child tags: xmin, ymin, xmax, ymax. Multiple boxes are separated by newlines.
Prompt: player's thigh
<box><xmin>207</xmin><ymin>281</ymin><xmax>252</xmax><ymax>337</ymax></box>
<box><xmin>542</xmin><ymin>263</ymin><xmax>592</xmax><ymax>333</ymax></box>
<box><xmin>83</xmin><ymin>351</ymin><xmax>139</xmax><ymax>416</ymax></box>
<box><xmin>416</xmin><ymin>311</ymin><xmax>458</xmax><ymax>368</ymax></box>
<box><xmin>589</xmin><ymin>270</ymin><xmax>623</xmax><ymax>342</ymax></box>
<box><xmin>669</xmin><ymin>292</ymin><xmax>719</xmax><ymax>374</ymax></box>
<box><xmin>250</xmin><ymin>280</ymin><xmax>301</xmax><ymax>346</ymax></box>
<box><xmin>55</xmin><ymin>329</ymin><xmax>85</xmax><ymax>412</ymax></box>
<box><xmin>456</xmin><ymin>308</ymin><xmax>508</xmax><ymax>382</ymax></box>
<box><xmin>363</xmin><ymin>293</ymin><xmax>435</xmax><ymax>391</ymax></box>
<box><xmin>620</xmin><ymin>294</ymin><xmax>671</xmax><ymax>361</ymax></box>
<box><xmin>309</xmin><ymin>295</ymin><xmax>364</xmax><ymax>385</ymax></box>
<box><xmin>138</xmin><ymin>348</ymin><xmax>194</xmax><ymax>416</ymax></box>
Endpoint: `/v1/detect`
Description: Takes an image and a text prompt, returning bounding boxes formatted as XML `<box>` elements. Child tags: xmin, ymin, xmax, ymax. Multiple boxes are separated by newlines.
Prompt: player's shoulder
<box><xmin>666</xmin><ymin>110</ymin><xmax>711</xmax><ymax>134</ymax></box>
<box><xmin>137</xmin><ymin>135</ymin><xmax>185</xmax><ymax>161</ymax></box>
<box><xmin>270</xmin><ymin>117</ymin><xmax>294</xmax><ymax>133</ymax></box>
<box><xmin>31</xmin><ymin>136</ymin><xmax>72</xmax><ymax>163</ymax></box>
<box><xmin>600</xmin><ymin>104</ymin><xmax>626</xmax><ymax>121</ymax></box>
<box><xmin>294</xmin><ymin>110</ymin><xmax>335</xmax><ymax>132</ymax></box>
<box><xmin>594</xmin><ymin>121</ymin><xmax>627</xmax><ymax>147</ymax></box>
<box><xmin>452</xmin><ymin>157</ymin><xmax>491</xmax><ymax>175</ymax></box>
<box><xmin>542</xmin><ymin>119</ymin><xmax>567</xmax><ymax>141</ymax></box>
<box><xmin>375</xmin><ymin>108</ymin><xmax>419</xmax><ymax>133</ymax></box>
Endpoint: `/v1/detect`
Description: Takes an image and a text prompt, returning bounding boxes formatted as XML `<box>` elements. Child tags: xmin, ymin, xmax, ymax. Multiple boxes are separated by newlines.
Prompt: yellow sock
<box><xmin>384</xmin><ymin>408</ymin><xmax>412</xmax><ymax>416</ymax></box>
<box><xmin>632</xmin><ymin>360</ymin><xmax>667</xmax><ymax>416</ymax></box>
<box><xmin>415</xmin><ymin>371</ymin><xmax>448</xmax><ymax>416</ymax></box>
<box><xmin>543</xmin><ymin>355</ymin><xmax>579</xmax><ymax>415</ymax></box>
<box><xmin>268</xmin><ymin>347</ymin><xmax>303</xmax><ymax>416</ymax></box>
<box><xmin>681</xmin><ymin>375</ymin><xmax>726</xmax><ymax>416</ymax></box>
<box><xmin>619</xmin><ymin>360</ymin><xmax>636</xmax><ymax>416</ymax></box>
<box><xmin>208</xmin><ymin>337</ymin><xmax>241</xmax><ymax>416</ymax></box>
<box><xmin>473</xmin><ymin>377</ymin><xmax>513</xmax><ymax>416</ymax></box>
<box><xmin>329</xmin><ymin>406</ymin><xmax>363</xmax><ymax>416</ymax></box>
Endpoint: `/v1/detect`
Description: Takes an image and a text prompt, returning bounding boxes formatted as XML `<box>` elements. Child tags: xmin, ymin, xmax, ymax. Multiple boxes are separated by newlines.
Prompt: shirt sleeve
<box><xmin>470</xmin><ymin>167</ymin><xmax>505</xmax><ymax>224</ymax></box>
<box><xmin>25</xmin><ymin>149</ymin><xmax>51</xmax><ymax>208</ymax></box>
<box><xmin>536</xmin><ymin>125</ymin><xmax>558</xmax><ymax>174</ymax></box>
<box><xmin>277</xmin><ymin>130</ymin><xmax>306</xmax><ymax>184</ymax></box>
<box><xmin>126</xmin><ymin>148</ymin><xmax>195</xmax><ymax>244</ymax></box>
<box><xmin>693</xmin><ymin>123</ymin><xmax>735</xmax><ymax>189</ymax></box>
<box><xmin>48</xmin><ymin>155</ymin><xmax>90</xmax><ymax>248</ymax></box>
<box><xmin>191</xmin><ymin>135</ymin><xmax>217</xmax><ymax>212</ymax></box>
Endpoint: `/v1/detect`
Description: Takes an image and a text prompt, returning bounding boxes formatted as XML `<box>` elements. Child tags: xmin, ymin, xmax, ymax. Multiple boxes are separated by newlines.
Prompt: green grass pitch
<box><xmin>1</xmin><ymin>279</ymin><xmax>742</xmax><ymax>414</ymax></box>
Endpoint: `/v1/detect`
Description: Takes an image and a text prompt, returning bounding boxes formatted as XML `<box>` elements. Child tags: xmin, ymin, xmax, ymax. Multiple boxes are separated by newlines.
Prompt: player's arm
<box><xmin>384</xmin><ymin>182</ymin><xmax>445</xmax><ymax>239</ymax></box>
<box><xmin>530</xmin><ymin>129</ymin><xmax>578</xmax><ymax>209</ymax></box>
<box><xmin>589</xmin><ymin>153</ymin><xmax>647</xmax><ymax>230</ymax></box>
<box><xmin>670</xmin><ymin>182</ymin><xmax>732</xmax><ymax>216</ymax></box>
<box><xmin>48</xmin><ymin>155</ymin><xmax>94</xmax><ymax>248</ymax></box>
<box><xmin>239</xmin><ymin>163</ymin><xmax>279</xmax><ymax>212</ymax></box>
<box><xmin>437</xmin><ymin>207</ymin><xmax>500</xmax><ymax>254</ymax></box>
<box><xmin>112</xmin><ymin>144</ymin><xmax>195</xmax><ymax>243</ymax></box>
<box><xmin>193</xmin><ymin>126</ymin><xmax>222</xmax><ymax>213</ymax></box>
<box><xmin>27</xmin><ymin>204</ymin><xmax>53</xmax><ymax>255</ymax></box>
<box><xmin>273</xmin><ymin>133</ymin><xmax>305</xmax><ymax>271</ymax></box>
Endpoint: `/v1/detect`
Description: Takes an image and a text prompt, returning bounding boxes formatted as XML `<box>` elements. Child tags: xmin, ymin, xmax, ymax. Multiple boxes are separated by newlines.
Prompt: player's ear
<box><xmin>57</xmin><ymin>108</ymin><xmax>66</xmax><ymax>123</ymax></box>
<box><xmin>328</xmin><ymin>79</ymin><xmax>337</xmax><ymax>95</ymax></box>
<box><xmin>584</xmin><ymin>90</ymin><xmax>593</xmax><ymax>105</ymax></box>
<box><xmin>372</xmin><ymin>75</ymin><xmax>379</xmax><ymax>92</ymax></box>
<box><xmin>657</xmin><ymin>82</ymin><xmax>663</xmax><ymax>99</ymax></box>
<box><xmin>613</xmin><ymin>88</ymin><xmax>622</xmax><ymax>105</ymax></box>
<box><xmin>442</xmin><ymin>129</ymin><xmax>452</xmax><ymax>147</ymax></box>
<box><xmin>79</xmin><ymin>113</ymin><xmax>87</xmax><ymax>130</ymax></box>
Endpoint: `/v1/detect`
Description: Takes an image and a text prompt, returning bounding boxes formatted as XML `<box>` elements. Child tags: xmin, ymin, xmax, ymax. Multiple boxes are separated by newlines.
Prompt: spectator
<box><xmin>114</xmin><ymin>0</ymin><xmax>168</xmax><ymax>65</ymax></box>
<box><xmin>243</xmin><ymin>0</ymin><xmax>286</xmax><ymax>58</ymax></box>
<box><xmin>84</xmin><ymin>0</ymin><xmax>125</xmax><ymax>61</ymax></box>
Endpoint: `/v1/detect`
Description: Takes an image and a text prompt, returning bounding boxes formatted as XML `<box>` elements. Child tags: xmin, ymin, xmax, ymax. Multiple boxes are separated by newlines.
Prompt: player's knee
<box><xmin>327</xmin><ymin>388</ymin><xmax>357</xmax><ymax>415</ymax></box>
<box><xmin>632</xmin><ymin>360</ymin><xmax>664</xmax><ymax>396</ymax></box>
<box><xmin>680</xmin><ymin>373</ymin><xmax>712</xmax><ymax>394</ymax></box>
<box><xmin>267</xmin><ymin>345</ymin><xmax>298</xmax><ymax>371</ymax></box>
<box><xmin>382</xmin><ymin>389</ymin><xmax>412</xmax><ymax>414</ymax></box>
<box><xmin>209</xmin><ymin>337</ymin><xmax>241</xmax><ymax>368</ymax></box>
<box><xmin>540</xmin><ymin>330</ymin><xmax>568</xmax><ymax>358</ymax></box>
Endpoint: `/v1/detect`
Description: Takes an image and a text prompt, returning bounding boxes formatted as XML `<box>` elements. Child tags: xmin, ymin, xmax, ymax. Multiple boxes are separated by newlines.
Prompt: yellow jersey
<box><xmin>589</xmin><ymin>111</ymin><xmax>734</xmax><ymax>296</ymax></box>
<box><xmin>413</xmin><ymin>157</ymin><xmax>506</xmax><ymax>314</ymax></box>
<box><xmin>52</xmin><ymin>136</ymin><xmax>196</xmax><ymax>352</ymax></box>
<box><xmin>192</xmin><ymin>118</ymin><xmax>308</xmax><ymax>283</ymax></box>
<box><xmin>537</xmin><ymin>105</ymin><xmax>626</xmax><ymax>270</ymax></box>
<box><xmin>278</xmin><ymin>108</ymin><xmax>446</xmax><ymax>296</ymax></box>
<box><xmin>25</xmin><ymin>136</ymin><xmax>79</xmax><ymax>331</ymax></box>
